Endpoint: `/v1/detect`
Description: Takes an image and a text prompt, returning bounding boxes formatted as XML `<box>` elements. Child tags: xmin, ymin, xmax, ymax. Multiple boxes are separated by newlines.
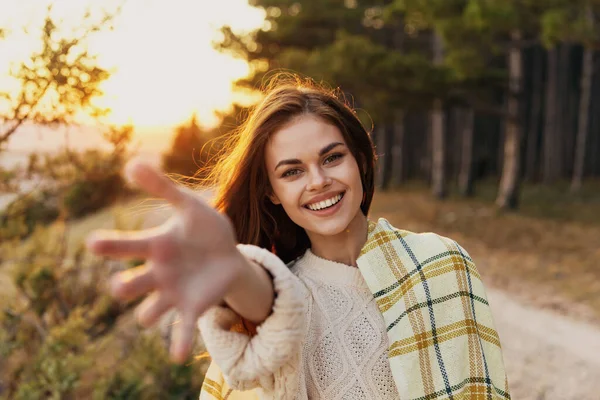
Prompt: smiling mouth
<box><xmin>304</xmin><ymin>191</ymin><xmax>345</xmax><ymax>211</ymax></box>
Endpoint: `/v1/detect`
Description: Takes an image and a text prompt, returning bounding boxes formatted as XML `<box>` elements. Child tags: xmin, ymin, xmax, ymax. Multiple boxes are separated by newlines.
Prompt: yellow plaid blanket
<box><xmin>200</xmin><ymin>218</ymin><xmax>510</xmax><ymax>399</ymax></box>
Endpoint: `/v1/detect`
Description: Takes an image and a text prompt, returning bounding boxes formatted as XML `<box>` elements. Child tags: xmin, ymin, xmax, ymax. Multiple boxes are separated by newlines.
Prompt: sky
<box><xmin>0</xmin><ymin>0</ymin><xmax>265</xmax><ymax>153</ymax></box>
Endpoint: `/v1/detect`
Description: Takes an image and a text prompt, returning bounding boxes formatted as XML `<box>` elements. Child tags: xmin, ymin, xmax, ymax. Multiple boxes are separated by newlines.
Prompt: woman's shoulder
<box><xmin>367</xmin><ymin>217</ymin><xmax>472</xmax><ymax>259</ymax></box>
<box><xmin>286</xmin><ymin>250</ymin><xmax>308</xmax><ymax>276</ymax></box>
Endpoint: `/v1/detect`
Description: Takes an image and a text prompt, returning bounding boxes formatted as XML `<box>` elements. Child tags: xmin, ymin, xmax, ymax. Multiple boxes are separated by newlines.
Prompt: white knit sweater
<box><xmin>198</xmin><ymin>244</ymin><xmax>400</xmax><ymax>399</ymax></box>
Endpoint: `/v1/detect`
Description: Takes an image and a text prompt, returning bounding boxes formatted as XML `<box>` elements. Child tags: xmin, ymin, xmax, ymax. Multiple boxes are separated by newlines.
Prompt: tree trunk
<box><xmin>496</xmin><ymin>30</ymin><xmax>523</xmax><ymax>210</ymax></box>
<box><xmin>390</xmin><ymin>111</ymin><xmax>406</xmax><ymax>188</ymax></box>
<box><xmin>542</xmin><ymin>47</ymin><xmax>559</xmax><ymax>183</ymax></box>
<box><xmin>375</xmin><ymin>123</ymin><xmax>393</xmax><ymax>190</ymax></box>
<box><xmin>431</xmin><ymin>32</ymin><xmax>446</xmax><ymax>198</ymax></box>
<box><xmin>375</xmin><ymin>124</ymin><xmax>385</xmax><ymax>190</ymax></box>
<box><xmin>565</xmin><ymin>83</ymin><xmax>578</xmax><ymax>176</ymax></box>
<box><xmin>571</xmin><ymin>8</ymin><xmax>595</xmax><ymax>192</ymax></box>
<box><xmin>431</xmin><ymin>99</ymin><xmax>446</xmax><ymax>198</ymax></box>
<box><xmin>525</xmin><ymin>46</ymin><xmax>543</xmax><ymax>182</ymax></box>
<box><xmin>555</xmin><ymin>44</ymin><xmax>570</xmax><ymax>178</ymax></box>
<box><xmin>590</xmin><ymin>55</ymin><xmax>600</xmax><ymax>176</ymax></box>
<box><xmin>458</xmin><ymin>108</ymin><xmax>475</xmax><ymax>197</ymax></box>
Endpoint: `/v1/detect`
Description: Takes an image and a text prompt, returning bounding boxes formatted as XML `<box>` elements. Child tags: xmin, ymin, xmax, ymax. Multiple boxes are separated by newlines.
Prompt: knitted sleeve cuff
<box><xmin>197</xmin><ymin>244</ymin><xmax>306</xmax><ymax>391</ymax></box>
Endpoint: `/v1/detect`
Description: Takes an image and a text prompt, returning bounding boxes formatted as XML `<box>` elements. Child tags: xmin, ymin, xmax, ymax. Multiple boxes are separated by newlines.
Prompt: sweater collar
<box><xmin>293</xmin><ymin>218</ymin><xmax>378</xmax><ymax>288</ymax></box>
<box><xmin>296</xmin><ymin>248</ymin><xmax>368</xmax><ymax>288</ymax></box>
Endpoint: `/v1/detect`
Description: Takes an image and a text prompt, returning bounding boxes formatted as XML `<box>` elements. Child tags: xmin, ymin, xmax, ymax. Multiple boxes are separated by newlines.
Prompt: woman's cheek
<box><xmin>277</xmin><ymin>182</ymin><xmax>301</xmax><ymax>208</ymax></box>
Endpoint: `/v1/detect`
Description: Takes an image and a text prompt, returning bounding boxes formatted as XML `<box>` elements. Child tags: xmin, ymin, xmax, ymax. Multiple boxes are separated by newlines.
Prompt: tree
<box><xmin>385</xmin><ymin>0</ymin><xmax>512</xmax><ymax>199</ymax></box>
<box><xmin>0</xmin><ymin>4</ymin><xmax>121</xmax><ymax>151</ymax></box>
<box><xmin>571</xmin><ymin>4</ymin><xmax>596</xmax><ymax>191</ymax></box>
<box><xmin>390</xmin><ymin>111</ymin><xmax>406</xmax><ymax>188</ymax></box>
<box><xmin>0</xmin><ymin>3</ymin><xmax>136</xmax><ymax>227</ymax></box>
<box><xmin>162</xmin><ymin>115</ymin><xmax>208</xmax><ymax>179</ymax></box>
<box><xmin>162</xmin><ymin>106</ymin><xmax>247</xmax><ymax>183</ymax></box>
<box><xmin>524</xmin><ymin>45</ymin><xmax>543</xmax><ymax>182</ymax></box>
<box><xmin>542</xmin><ymin>46</ymin><xmax>560</xmax><ymax>183</ymax></box>
<box><xmin>530</xmin><ymin>0</ymin><xmax>600</xmax><ymax>186</ymax></box>
<box><xmin>430</xmin><ymin>32</ymin><xmax>447</xmax><ymax>199</ymax></box>
<box><xmin>216</xmin><ymin>0</ymin><xmax>456</xmax><ymax>191</ymax></box>
<box><xmin>496</xmin><ymin>30</ymin><xmax>524</xmax><ymax>209</ymax></box>
<box><xmin>457</xmin><ymin>108</ymin><xmax>475</xmax><ymax>196</ymax></box>
<box><xmin>213</xmin><ymin>0</ymin><xmax>600</xmax><ymax>203</ymax></box>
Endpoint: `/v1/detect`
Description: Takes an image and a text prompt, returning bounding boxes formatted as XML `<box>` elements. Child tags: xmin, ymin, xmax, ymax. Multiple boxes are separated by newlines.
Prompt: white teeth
<box><xmin>307</xmin><ymin>193</ymin><xmax>343</xmax><ymax>211</ymax></box>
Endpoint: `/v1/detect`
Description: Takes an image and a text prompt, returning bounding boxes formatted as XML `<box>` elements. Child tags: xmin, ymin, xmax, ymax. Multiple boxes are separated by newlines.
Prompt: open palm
<box><xmin>86</xmin><ymin>160</ymin><xmax>244</xmax><ymax>363</ymax></box>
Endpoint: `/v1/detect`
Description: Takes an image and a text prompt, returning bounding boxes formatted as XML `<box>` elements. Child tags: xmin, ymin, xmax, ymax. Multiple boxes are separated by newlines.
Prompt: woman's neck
<box><xmin>307</xmin><ymin>212</ymin><xmax>368</xmax><ymax>267</ymax></box>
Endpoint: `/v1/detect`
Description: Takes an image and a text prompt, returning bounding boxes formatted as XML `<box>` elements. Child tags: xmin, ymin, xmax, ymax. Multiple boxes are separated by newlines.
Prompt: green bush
<box><xmin>62</xmin><ymin>173</ymin><xmax>125</xmax><ymax>219</ymax></box>
<box><xmin>0</xmin><ymin>190</ymin><xmax>60</xmax><ymax>240</ymax></box>
<box><xmin>0</xmin><ymin>222</ymin><xmax>207</xmax><ymax>400</ymax></box>
<box><xmin>10</xmin><ymin>310</ymin><xmax>93</xmax><ymax>400</ymax></box>
<box><xmin>92</xmin><ymin>332</ymin><xmax>205</xmax><ymax>400</ymax></box>
<box><xmin>0</xmin><ymin>145</ymin><xmax>132</xmax><ymax>241</ymax></box>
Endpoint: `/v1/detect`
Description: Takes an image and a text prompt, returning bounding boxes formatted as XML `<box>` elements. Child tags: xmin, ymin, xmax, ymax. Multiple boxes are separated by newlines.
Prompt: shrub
<box><xmin>62</xmin><ymin>173</ymin><xmax>125</xmax><ymax>219</ymax></box>
<box><xmin>0</xmin><ymin>219</ymin><xmax>207</xmax><ymax>400</ymax></box>
<box><xmin>0</xmin><ymin>190</ymin><xmax>60</xmax><ymax>240</ymax></box>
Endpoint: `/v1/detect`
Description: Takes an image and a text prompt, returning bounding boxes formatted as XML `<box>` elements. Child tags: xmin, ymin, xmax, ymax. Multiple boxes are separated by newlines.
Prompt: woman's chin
<box><xmin>303</xmin><ymin>218</ymin><xmax>352</xmax><ymax>238</ymax></box>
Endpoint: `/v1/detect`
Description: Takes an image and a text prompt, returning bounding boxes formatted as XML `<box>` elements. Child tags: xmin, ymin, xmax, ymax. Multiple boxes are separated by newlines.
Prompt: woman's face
<box><xmin>265</xmin><ymin>114</ymin><xmax>364</xmax><ymax>238</ymax></box>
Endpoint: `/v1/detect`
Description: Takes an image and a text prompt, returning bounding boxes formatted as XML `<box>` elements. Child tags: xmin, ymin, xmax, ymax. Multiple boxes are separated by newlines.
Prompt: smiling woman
<box><xmin>264</xmin><ymin>116</ymin><xmax>367</xmax><ymax>248</ymax></box>
<box><xmin>87</xmin><ymin>76</ymin><xmax>511</xmax><ymax>400</ymax></box>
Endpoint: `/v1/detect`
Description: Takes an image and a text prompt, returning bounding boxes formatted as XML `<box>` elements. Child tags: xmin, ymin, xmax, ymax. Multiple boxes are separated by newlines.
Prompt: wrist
<box><xmin>223</xmin><ymin>250</ymin><xmax>253</xmax><ymax>301</ymax></box>
<box><xmin>223</xmin><ymin>249</ymin><xmax>275</xmax><ymax>324</ymax></box>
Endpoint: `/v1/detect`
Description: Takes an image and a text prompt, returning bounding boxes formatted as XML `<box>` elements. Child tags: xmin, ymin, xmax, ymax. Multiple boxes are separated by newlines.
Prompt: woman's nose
<box><xmin>306</xmin><ymin>168</ymin><xmax>332</xmax><ymax>191</ymax></box>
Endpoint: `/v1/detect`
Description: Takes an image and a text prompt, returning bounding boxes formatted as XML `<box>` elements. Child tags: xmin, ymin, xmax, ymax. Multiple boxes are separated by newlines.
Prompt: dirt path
<box><xmin>487</xmin><ymin>287</ymin><xmax>600</xmax><ymax>399</ymax></box>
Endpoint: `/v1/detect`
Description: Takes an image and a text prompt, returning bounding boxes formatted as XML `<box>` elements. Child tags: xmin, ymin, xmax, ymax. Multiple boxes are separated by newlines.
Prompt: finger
<box><xmin>86</xmin><ymin>229</ymin><xmax>153</xmax><ymax>259</ymax></box>
<box><xmin>135</xmin><ymin>292</ymin><xmax>172</xmax><ymax>328</ymax></box>
<box><xmin>109</xmin><ymin>264</ymin><xmax>157</xmax><ymax>302</ymax></box>
<box><xmin>125</xmin><ymin>160</ymin><xmax>187</xmax><ymax>207</ymax></box>
<box><xmin>170</xmin><ymin>309</ymin><xmax>197</xmax><ymax>364</ymax></box>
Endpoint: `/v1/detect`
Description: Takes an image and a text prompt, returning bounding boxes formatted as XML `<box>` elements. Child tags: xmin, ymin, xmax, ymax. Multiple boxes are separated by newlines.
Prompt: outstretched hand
<box><xmin>86</xmin><ymin>160</ymin><xmax>245</xmax><ymax>363</ymax></box>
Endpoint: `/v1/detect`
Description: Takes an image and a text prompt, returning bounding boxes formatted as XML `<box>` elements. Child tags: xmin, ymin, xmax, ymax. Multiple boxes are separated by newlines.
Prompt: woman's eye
<box><xmin>282</xmin><ymin>169</ymin><xmax>301</xmax><ymax>178</ymax></box>
<box><xmin>324</xmin><ymin>153</ymin><xmax>343</xmax><ymax>164</ymax></box>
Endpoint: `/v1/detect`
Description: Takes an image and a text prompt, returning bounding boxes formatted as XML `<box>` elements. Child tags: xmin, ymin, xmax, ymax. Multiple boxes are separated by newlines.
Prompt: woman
<box><xmin>87</xmin><ymin>77</ymin><xmax>510</xmax><ymax>399</ymax></box>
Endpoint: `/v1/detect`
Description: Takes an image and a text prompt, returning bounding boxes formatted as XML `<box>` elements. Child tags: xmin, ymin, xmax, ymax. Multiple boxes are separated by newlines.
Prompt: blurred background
<box><xmin>1</xmin><ymin>0</ymin><xmax>599</xmax><ymax>399</ymax></box>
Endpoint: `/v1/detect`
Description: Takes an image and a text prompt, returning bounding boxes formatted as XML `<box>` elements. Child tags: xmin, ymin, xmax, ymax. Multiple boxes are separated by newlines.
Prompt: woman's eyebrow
<box><xmin>274</xmin><ymin>142</ymin><xmax>345</xmax><ymax>171</ymax></box>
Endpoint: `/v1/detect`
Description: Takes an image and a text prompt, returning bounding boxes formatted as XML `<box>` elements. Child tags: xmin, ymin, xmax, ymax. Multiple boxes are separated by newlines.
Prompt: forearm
<box><xmin>198</xmin><ymin>244</ymin><xmax>305</xmax><ymax>393</ymax></box>
<box><xmin>223</xmin><ymin>249</ymin><xmax>275</xmax><ymax>324</ymax></box>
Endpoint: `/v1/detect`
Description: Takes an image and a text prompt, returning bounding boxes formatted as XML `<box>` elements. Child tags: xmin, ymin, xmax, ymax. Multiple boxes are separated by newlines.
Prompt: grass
<box><xmin>466</xmin><ymin>178</ymin><xmax>600</xmax><ymax>226</ymax></box>
<box><xmin>369</xmin><ymin>181</ymin><xmax>600</xmax><ymax>324</ymax></box>
<box><xmin>0</xmin><ymin>190</ymin><xmax>205</xmax><ymax>299</ymax></box>
<box><xmin>0</xmin><ymin>196</ymin><xmax>163</xmax><ymax>298</ymax></box>
<box><xmin>63</xmin><ymin>196</ymin><xmax>172</xmax><ymax>254</ymax></box>
<box><xmin>0</xmin><ymin>193</ymin><xmax>211</xmax><ymax>397</ymax></box>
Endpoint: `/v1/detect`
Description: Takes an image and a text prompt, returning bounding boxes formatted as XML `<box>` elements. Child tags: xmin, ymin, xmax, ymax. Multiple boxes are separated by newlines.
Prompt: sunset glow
<box><xmin>0</xmin><ymin>0</ymin><xmax>265</xmax><ymax>130</ymax></box>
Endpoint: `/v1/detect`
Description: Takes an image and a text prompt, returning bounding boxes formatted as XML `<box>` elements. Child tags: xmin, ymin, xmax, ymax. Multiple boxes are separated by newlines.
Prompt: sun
<box><xmin>98</xmin><ymin>50</ymin><xmax>251</xmax><ymax>129</ymax></box>
<box><xmin>0</xmin><ymin>0</ymin><xmax>265</xmax><ymax>149</ymax></box>
<box><xmin>87</xmin><ymin>0</ymin><xmax>265</xmax><ymax>129</ymax></box>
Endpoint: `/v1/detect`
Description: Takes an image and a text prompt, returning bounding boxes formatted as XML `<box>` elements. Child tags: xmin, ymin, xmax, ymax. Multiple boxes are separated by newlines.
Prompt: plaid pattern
<box><xmin>200</xmin><ymin>218</ymin><xmax>510</xmax><ymax>399</ymax></box>
<box><xmin>357</xmin><ymin>218</ymin><xmax>510</xmax><ymax>400</ymax></box>
<box><xmin>201</xmin><ymin>361</ymin><xmax>260</xmax><ymax>400</ymax></box>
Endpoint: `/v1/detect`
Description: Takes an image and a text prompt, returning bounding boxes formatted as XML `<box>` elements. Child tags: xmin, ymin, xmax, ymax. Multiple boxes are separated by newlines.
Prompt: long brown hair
<box><xmin>207</xmin><ymin>76</ymin><xmax>377</xmax><ymax>264</ymax></box>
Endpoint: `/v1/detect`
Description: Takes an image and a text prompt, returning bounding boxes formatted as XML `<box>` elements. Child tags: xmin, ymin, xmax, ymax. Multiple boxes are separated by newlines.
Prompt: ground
<box><xmin>488</xmin><ymin>287</ymin><xmax>600</xmax><ymax>399</ymax></box>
